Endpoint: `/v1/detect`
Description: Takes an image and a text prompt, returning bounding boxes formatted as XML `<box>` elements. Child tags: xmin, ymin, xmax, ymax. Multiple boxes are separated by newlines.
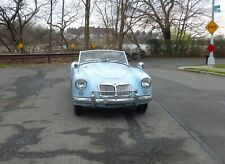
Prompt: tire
<box><xmin>74</xmin><ymin>105</ymin><xmax>83</xmax><ymax>116</ymax></box>
<box><xmin>136</xmin><ymin>104</ymin><xmax>148</xmax><ymax>113</ymax></box>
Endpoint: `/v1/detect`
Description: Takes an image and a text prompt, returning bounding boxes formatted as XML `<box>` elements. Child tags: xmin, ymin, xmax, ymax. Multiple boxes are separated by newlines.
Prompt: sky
<box><xmin>89</xmin><ymin>0</ymin><xmax>225</xmax><ymax>37</ymax></box>
<box><xmin>1</xmin><ymin>0</ymin><xmax>225</xmax><ymax>36</ymax></box>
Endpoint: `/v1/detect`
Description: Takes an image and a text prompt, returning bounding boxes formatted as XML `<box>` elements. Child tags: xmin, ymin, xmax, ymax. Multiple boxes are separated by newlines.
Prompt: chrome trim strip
<box><xmin>139</xmin><ymin>95</ymin><xmax>152</xmax><ymax>100</ymax></box>
<box><xmin>73</xmin><ymin>95</ymin><xmax>152</xmax><ymax>108</ymax></box>
<box><xmin>95</xmin><ymin>98</ymin><xmax>134</xmax><ymax>104</ymax></box>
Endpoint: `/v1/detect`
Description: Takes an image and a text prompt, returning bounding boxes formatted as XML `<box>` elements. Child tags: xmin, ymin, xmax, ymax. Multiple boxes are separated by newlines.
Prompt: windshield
<box><xmin>79</xmin><ymin>50</ymin><xmax>128</xmax><ymax>65</ymax></box>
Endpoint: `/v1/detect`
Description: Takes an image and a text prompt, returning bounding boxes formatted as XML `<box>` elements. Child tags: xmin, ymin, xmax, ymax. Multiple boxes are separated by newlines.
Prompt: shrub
<box><xmin>146</xmin><ymin>39</ymin><xmax>209</xmax><ymax>57</ymax></box>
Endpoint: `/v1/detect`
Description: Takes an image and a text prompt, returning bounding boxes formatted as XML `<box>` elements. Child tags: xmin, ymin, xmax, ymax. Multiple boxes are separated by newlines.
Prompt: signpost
<box><xmin>205</xmin><ymin>0</ymin><xmax>220</xmax><ymax>65</ymax></box>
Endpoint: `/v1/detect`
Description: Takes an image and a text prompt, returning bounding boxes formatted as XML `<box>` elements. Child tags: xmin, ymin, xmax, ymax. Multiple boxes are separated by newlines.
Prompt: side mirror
<box><xmin>74</xmin><ymin>62</ymin><xmax>79</xmax><ymax>68</ymax></box>
<box><xmin>138</xmin><ymin>62</ymin><xmax>144</xmax><ymax>69</ymax></box>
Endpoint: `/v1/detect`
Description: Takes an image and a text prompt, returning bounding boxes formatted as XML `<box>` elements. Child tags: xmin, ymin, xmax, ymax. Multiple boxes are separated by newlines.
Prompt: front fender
<box><xmin>130</xmin><ymin>67</ymin><xmax>152</xmax><ymax>96</ymax></box>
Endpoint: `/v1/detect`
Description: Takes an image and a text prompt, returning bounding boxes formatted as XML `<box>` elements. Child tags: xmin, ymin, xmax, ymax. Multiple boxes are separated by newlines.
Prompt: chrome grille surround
<box><xmin>99</xmin><ymin>84</ymin><xmax>131</xmax><ymax>97</ymax></box>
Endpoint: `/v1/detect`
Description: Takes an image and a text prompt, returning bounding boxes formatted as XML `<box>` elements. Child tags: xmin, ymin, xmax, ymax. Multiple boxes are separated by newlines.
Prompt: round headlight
<box><xmin>75</xmin><ymin>79</ymin><xmax>87</xmax><ymax>89</ymax></box>
<box><xmin>141</xmin><ymin>78</ymin><xmax>151</xmax><ymax>87</ymax></box>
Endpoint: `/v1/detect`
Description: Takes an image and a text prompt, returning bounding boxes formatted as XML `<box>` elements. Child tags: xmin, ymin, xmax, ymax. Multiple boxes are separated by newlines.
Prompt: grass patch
<box><xmin>184</xmin><ymin>67</ymin><xmax>225</xmax><ymax>75</ymax></box>
<box><xmin>0</xmin><ymin>64</ymin><xmax>9</xmax><ymax>68</ymax></box>
<box><xmin>214</xmin><ymin>65</ymin><xmax>225</xmax><ymax>69</ymax></box>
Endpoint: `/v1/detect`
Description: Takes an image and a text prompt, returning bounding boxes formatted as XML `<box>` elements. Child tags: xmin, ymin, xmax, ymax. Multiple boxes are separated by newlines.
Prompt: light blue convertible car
<box><xmin>70</xmin><ymin>50</ymin><xmax>152</xmax><ymax>115</ymax></box>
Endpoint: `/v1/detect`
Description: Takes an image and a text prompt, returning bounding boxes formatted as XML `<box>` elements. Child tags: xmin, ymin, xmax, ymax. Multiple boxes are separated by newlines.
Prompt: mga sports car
<box><xmin>70</xmin><ymin>50</ymin><xmax>152</xmax><ymax>115</ymax></box>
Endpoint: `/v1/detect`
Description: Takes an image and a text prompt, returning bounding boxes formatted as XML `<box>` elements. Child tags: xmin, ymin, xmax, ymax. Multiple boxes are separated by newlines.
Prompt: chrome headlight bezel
<box><xmin>75</xmin><ymin>79</ymin><xmax>87</xmax><ymax>89</ymax></box>
<box><xmin>141</xmin><ymin>78</ymin><xmax>151</xmax><ymax>88</ymax></box>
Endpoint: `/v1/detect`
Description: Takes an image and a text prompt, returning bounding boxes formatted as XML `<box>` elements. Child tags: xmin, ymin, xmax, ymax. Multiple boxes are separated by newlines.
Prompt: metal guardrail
<box><xmin>0</xmin><ymin>52</ymin><xmax>79</xmax><ymax>63</ymax></box>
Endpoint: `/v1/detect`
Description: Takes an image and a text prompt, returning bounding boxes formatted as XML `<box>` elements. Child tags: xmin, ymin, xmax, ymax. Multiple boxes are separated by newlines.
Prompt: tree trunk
<box><xmin>49</xmin><ymin>0</ymin><xmax>53</xmax><ymax>52</ymax></box>
<box><xmin>106</xmin><ymin>27</ymin><xmax>109</xmax><ymax>49</ymax></box>
<box><xmin>118</xmin><ymin>33</ymin><xmax>124</xmax><ymax>50</ymax></box>
<box><xmin>84</xmin><ymin>0</ymin><xmax>91</xmax><ymax>49</ymax></box>
<box><xmin>117</xmin><ymin>0</ymin><xmax>126</xmax><ymax>50</ymax></box>
<box><xmin>163</xmin><ymin>27</ymin><xmax>172</xmax><ymax>56</ymax></box>
<box><xmin>61</xmin><ymin>0</ymin><xmax>65</xmax><ymax>51</ymax></box>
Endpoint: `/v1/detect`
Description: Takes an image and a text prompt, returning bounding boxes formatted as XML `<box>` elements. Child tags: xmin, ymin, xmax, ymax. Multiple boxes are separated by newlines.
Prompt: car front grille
<box><xmin>99</xmin><ymin>85</ymin><xmax>115</xmax><ymax>96</ymax></box>
<box><xmin>99</xmin><ymin>84</ymin><xmax>131</xmax><ymax>97</ymax></box>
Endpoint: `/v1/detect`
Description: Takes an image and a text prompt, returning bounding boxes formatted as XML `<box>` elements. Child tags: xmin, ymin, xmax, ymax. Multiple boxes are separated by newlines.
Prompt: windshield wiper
<box><xmin>80</xmin><ymin>60</ymin><xmax>100</xmax><ymax>65</ymax></box>
<box><xmin>110</xmin><ymin>60</ymin><xmax>126</xmax><ymax>64</ymax></box>
<box><xmin>100</xmin><ymin>58</ymin><xmax>110</xmax><ymax>62</ymax></box>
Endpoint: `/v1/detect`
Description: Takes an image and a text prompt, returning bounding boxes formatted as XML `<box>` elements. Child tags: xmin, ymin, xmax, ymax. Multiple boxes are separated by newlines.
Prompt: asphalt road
<box><xmin>0</xmin><ymin>58</ymin><xmax>223</xmax><ymax>164</ymax></box>
<box><xmin>141</xmin><ymin>58</ymin><xmax>225</xmax><ymax>164</ymax></box>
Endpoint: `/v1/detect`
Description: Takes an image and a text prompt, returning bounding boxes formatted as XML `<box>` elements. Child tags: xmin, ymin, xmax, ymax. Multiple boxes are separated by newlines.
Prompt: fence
<box><xmin>0</xmin><ymin>52</ymin><xmax>79</xmax><ymax>64</ymax></box>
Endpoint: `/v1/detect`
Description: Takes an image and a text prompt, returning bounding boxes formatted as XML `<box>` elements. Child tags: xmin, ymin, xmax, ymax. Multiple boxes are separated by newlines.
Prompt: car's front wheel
<box><xmin>74</xmin><ymin>105</ymin><xmax>84</xmax><ymax>116</ymax></box>
<box><xmin>136</xmin><ymin>104</ymin><xmax>148</xmax><ymax>113</ymax></box>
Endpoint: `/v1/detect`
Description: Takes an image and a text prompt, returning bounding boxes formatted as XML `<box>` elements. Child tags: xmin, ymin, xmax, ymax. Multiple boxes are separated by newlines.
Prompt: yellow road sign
<box><xmin>205</xmin><ymin>20</ymin><xmax>219</xmax><ymax>34</ymax></box>
<box><xmin>17</xmin><ymin>42</ymin><xmax>24</xmax><ymax>49</ymax></box>
<box><xmin>70</xmin><ymin>43</ymin><xmax>76</xmax><ymax>49</ymax></box>
<box><xmin>91</xmin><ymin>43</ymin><xmax>97</xmax><ymax>49</ymax></box>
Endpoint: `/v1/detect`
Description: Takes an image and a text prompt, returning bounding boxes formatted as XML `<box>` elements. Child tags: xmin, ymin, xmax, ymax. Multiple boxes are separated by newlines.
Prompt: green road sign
<box><xmin>214</xmin><ymin>5</ymin><xmax>221</xmax><ymax>12</ymax></box>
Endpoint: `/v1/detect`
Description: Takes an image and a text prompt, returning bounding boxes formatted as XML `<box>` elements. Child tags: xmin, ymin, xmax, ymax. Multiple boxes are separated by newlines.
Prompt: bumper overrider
<box><xmin>73</xmin><ymin>92</ymin><xmax>152</xmax><ymax>108</ymax></box>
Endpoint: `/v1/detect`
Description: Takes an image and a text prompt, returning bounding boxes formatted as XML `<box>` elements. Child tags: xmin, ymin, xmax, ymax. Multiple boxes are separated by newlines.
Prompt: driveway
<box><xmin>0</xmin><ymin>61</ymin><xmax>217</xmax><ymax>164</ymax></box>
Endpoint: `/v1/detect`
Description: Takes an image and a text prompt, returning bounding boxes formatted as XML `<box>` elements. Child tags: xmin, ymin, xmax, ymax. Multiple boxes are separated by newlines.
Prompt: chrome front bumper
<box><xmin>73</xmin><ymin>94</ymin><xmax>152</xmax><ymax>108</ymax></box>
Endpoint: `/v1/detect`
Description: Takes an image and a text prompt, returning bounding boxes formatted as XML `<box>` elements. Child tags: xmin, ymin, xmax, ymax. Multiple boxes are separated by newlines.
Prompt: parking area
<box><xmin>0</xmin><ymin>63</ymin><xmax>214</xmax><ymax>164</ymax></box>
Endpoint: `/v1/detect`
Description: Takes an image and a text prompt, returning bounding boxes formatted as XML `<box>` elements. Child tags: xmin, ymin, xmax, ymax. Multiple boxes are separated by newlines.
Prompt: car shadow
<box><xmin>78</xmin><ymin>107</ymin><xmax>138</xmax><ymax>119</ymax></box>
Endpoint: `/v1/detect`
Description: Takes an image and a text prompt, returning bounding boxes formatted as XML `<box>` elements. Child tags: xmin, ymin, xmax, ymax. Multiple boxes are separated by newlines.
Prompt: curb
<box><xmin>177</xmin><ymin>66</ymin><xmax>225</xmax><ymax>77</ymax></box>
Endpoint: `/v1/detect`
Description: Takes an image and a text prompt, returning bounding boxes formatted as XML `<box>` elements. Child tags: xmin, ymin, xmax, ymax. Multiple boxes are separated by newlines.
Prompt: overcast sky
<box><xmin>87</xmin><ymin>0</ymin><xmax>225</xmax><ymax>36</ymax></box>
<box><xmin>213</xmin><ymin>0</ymin><xmax>225</xmax><ymax>35</ymax></box>
<box><xmin>2</xmin><ymin>0</ymin><xmax>225</xmax><ymax>36</ymax></box>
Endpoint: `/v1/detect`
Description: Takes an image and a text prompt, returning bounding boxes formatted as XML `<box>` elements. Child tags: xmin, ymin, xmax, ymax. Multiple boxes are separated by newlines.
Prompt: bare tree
<box><xmin>112</xmin><ymin>0</ymin><xmax>135</xmax><ymax>50</ymax></box>
<box><xmin>47</xmin><ymin>0</ymin><xmax>80</xmax><ymax>51</ymax></box>
<box><xmin>137</xmin><ymin>0</ymin><xmax>176</xmax><ymax>54</ymax></box>
<box><xmin>0</xmin><ymin>27</ymin><xmax>12</xmax><ymax>52</ymax></box>
<box><xmin>174</xmin><ymin>0</ymin><xmax>208</xmax><ymax>41</ymax></box>
<box><xmin>137</xmin><ymin>0</ymin><xmax>208</xmax><ymax>55</ymax></box>
<box><xmin>0</xmin><ymin>0</ymin><xmax>44</xmax><ymax>53</ymax></box>
<box><xmin>95</xmin><ymin>0</ymin><xmax>141</xmax><ymax>50</ymax></box>
<box><xmin>125</xmin><ymin>26</ymin><xmax>156</xmax><ymax>51</ymax></box>
<box><xmin>94</xmin><ymin>0</ymin><xmax>111</xmax><ymax>48</ymax></box>
<box><xmin>120</xmin><ymin>1</ymin><xmax>146</xmax><ymax>49</ymax></box>
<box><xmin>24</xmin><ymin>24</ymin><xmax>49</xmax><ymax>52</ymax></box>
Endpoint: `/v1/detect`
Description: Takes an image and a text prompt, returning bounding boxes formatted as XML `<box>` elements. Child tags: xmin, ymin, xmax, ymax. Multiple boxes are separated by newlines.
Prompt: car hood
<box><xmin>72</xmin><ymin>62</ymin><xmax>151</xmax><ymax>96</ymax></box>
<box><xmin>79</xmin><ymin>62</ymin><xmax>130</xmax><ymax>79</ymax></box>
